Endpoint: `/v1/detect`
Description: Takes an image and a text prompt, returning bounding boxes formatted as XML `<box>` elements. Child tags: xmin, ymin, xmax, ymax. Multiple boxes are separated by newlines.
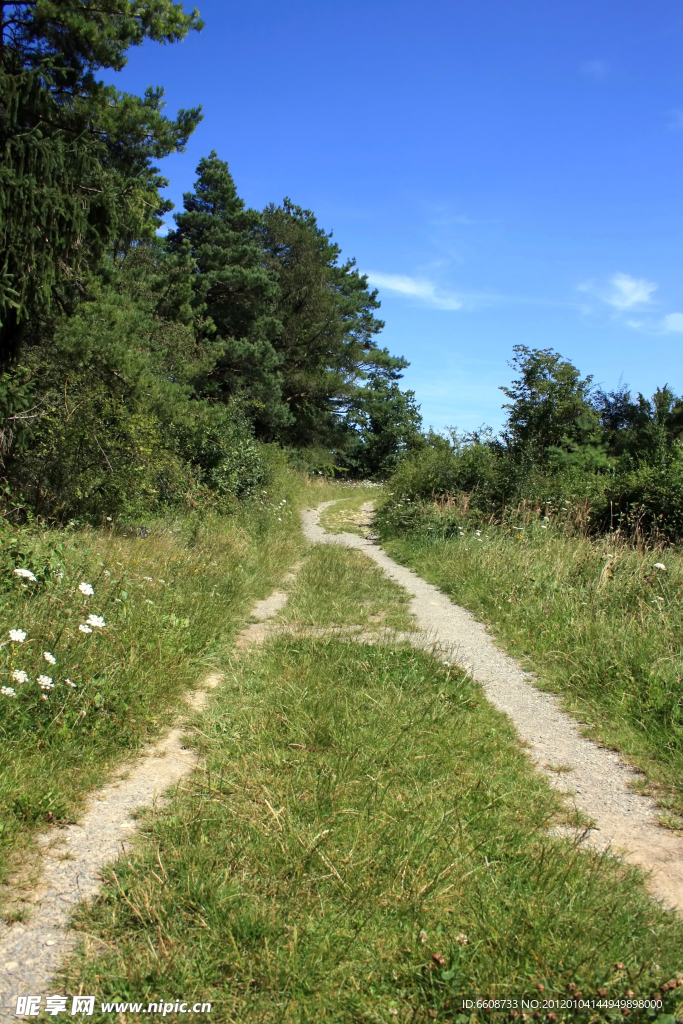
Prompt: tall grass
<box><xmin>62</xmin><ymin>640</ymin><xmax>683</xmax><ymax>1021</ymax></box>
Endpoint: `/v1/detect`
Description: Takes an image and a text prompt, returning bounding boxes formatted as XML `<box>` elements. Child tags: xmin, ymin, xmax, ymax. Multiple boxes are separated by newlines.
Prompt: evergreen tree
<box><xmin>261</xmin><ymin>200</ymin><xmax>406</xmax><ymax>447</ymax></box>
<box><xmin>0</xmin><ymin>0</ymin><xmax>203</xmax><ymax>360</ymax></box>
<box><xmin>168</xmin><ymin>153</ymin><xmax>287</xmax><ymax>432</ymax></box>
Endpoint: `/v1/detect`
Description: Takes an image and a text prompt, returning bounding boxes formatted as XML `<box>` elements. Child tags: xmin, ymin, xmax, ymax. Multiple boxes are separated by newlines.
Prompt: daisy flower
<box><xmin>14</xmin><ymin>568</ymin><xmax>36</xmax><ymax>582</ymax></box>
<box><xmin>79</xmin><ymin>582</ymin><xmax>94</xmax><ymax>596</ymax></box>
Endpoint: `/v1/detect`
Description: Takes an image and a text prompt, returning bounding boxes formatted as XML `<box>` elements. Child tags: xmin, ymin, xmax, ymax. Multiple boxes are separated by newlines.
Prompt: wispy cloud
<box><xmin>366</xmin><ymin>272</ymin><xmax>463</xmax><ymax>310</ymax></box>
<box><xmin>579</xmin><ymin>272</ymin><xmax>657</xmax><ymax>310</ymax></box>
<box><xmin>580</xmin><ymin>59</ymin><xmax>608</xmax><ymax>80</ymax></box>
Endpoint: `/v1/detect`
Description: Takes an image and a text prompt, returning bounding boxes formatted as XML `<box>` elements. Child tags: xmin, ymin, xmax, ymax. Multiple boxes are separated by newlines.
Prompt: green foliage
<box><xmin>501</xmin><ymin>345</ymin><xmax>595</xmax><ymax>463</ymax></box>
<box><xmin>168</xmin><ymin>153</ymin><xmax>286</xmax><ymax>432</ymax></box>
<box><xmin>0</xmin><ymin>0</ymin><xmax>202</xmax><ymax>357</ymax></box>
<box><xmin>261</xmin><ymin>199</ymin><xmax>405</xmax><ymax>448</ymax></box>
<box><xmin>341</xmin><ymin>371</ymin><xmax>423</xmax><ymax>477</ymax></box>
<box><xmin>2</xmin><ymin>251</ymin><xmax>268</xmax><ymax>520</ymax></box>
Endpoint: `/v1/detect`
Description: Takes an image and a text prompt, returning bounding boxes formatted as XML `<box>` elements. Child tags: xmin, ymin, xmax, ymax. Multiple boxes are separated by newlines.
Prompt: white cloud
<box><xmin>580</xmin><ymin>59</ymin><xmax>608</xmax><ymax>80</ymax></box>
<box><xmin>579</xmin><ymin>272</ymin><xmax>657</xmax><ymax>310</ymax></box>
<box><xmin>366</xmin><ymin>272</ymin><xmax>463</xmax><ymax>310</ymax></box>
<box><xmin>662</xmin><ymin>312</ymin><xmax>683</xmax><ymax>332</ymax></box>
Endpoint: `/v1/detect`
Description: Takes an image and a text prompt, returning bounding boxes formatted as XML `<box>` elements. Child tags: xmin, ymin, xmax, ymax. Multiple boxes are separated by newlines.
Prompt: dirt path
<box><xmin>304</xmin><ymin>500</ymin><xmax>683</xmax><ymax>910</ymax></box>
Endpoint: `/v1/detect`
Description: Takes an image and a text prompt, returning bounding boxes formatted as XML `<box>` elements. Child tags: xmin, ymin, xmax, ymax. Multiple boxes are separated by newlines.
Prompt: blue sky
<box><xmin>112</xmin><ymin>0</ymin><xmax>683</xmax><ymax>432</ymax></box>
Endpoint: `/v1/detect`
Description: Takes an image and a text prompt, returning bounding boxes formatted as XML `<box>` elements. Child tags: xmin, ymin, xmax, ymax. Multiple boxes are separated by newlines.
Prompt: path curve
<box><xmin>304</xmin><ymin>501</ymin><xmax>683</xmax><ymax>910</ymax></box>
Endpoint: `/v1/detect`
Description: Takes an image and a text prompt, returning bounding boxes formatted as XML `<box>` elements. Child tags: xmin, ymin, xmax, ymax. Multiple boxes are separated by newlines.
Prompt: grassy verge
<box><xmin>281</xmin><ymin>544</ymin><xmax>415</xmax><ymax>630</ymax></box>
<box><xmin>62</xmin><ymin>638</ymin><xmax>683</xmax><ymax>1021</ymax></box>
<box><xmin>378</xmin><ymin>520</ymin><xmax>683</xmax><ymax>819</ymax></box>
<box><xmin>0</xmin><ymin>474</ymin><xmax>342</xmax><ymax>894</ymax></box>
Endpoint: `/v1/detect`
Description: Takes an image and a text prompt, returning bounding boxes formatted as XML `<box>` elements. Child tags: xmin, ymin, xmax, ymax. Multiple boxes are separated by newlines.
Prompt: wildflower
<box><xmin>41</xmin><ymin>694</ymin><xmax>48</xmax><ymax>701</ymax></box>
<box><xmin>419</xmin><ymin>930</ymin><xmax>428</xmax><ymax>945</ymax></box>
<box><xmin>79</xmin><ymin>582</ymin><xmax>94</xmax><ymax>595</ymax></box>
<box><xmin>56</xmin><ymin>571</ymin><xmax>64</xmax><ymax>579</ymax></box>
<box><xmin>9</xmin><ymin>630</ymin><xmax>26</xmax><ymax>643</ymax></box>
<box><xmin>540</xmin><ymin>524</ymin><xmax>547</xmax><ymax>530</ymax></box>
<box><xmin>142</xmin><ymin>576</ymin><xmax>153</xmax><ymax>582</ymax></box>
<box><xmin>654</xmin><ymin>563</ymin><xmax>667</xmax><ymax>571</ymax></box>
<box><xmin>475</xmin><ymin>530</ymin><xmax>481</xmax><ymax>536</ymax></box>
<box><xmin>455</xmin><ymin>933</ymin><xmax>468</xmax><ymax>945</ymax></box>
<box><xmin>78</xmin><ymin>624</ymin><xmax>93</xmax><ymax>634</ymax></box>
<box><xmin>43</xmin><ymin>652</ymin><xmax>56</xmax><ymax>665</ymax></box>
<box><xmin>1</xmin><ymin>686</ymin><xmax>16</xmax><ymax>697</ymax></box>
<box><xmin>11</xmin><ymin>670</ymin><xmax>28</xmax><ymax>684</ymax></box>
<box><xmin>14</xmin><ymin>568</ymin><xmax>36</xmax><ymax>582</ymax></box>
<box><xmin>145</xmin><ymin>599</ymin><xmax>154</xmax><ymax>605</ymax></box>
<box><xmin>37</xmin><ymin>675</ymin><xmax>54</xmax><ymax>690</ymax></box>
<box><xmin>86</xmin><ymin>614</ymin><xmax>105</xmax><ymax>629</ymax></box>
<box><xmin>65</xmin><ymin>679</ymin><xmax>76</xmax><ymax>688</ymax></box>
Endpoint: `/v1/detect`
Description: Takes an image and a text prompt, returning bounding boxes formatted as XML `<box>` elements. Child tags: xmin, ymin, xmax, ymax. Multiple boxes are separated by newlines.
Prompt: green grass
<box><xmin>378</xmin><ymin>518</ymin><xmax>683</xmax><ymax>817</ymax></box>
<box><xmin>281</xmin><ymin>544</ymin><xmax>415</xmax><ymax>630</ymax></box>
<box><xmin>62</xmin><ymin>639</ymin><xmax>683</xmax><ymax>1022</ymax></box>
<box><xmin>0</xmin><ymin>474</ymin><xmax>344</xmax><ymax>893</ymax></box>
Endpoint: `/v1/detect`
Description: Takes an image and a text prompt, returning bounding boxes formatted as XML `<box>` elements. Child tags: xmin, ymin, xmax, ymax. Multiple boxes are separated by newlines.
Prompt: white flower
<box><xmin>79</xmin><ymin>582</ymin><xmax>94</xmax><ymax>596</ymax></box>
<box><xmin>14</xmin><ymin>568</ymin><xmax>36</xmax><ymax>582</ymax></box>
<box><xmin>142</xmin><ymin>576</ymin><xmax>153</xmax><ymax>582</ymax></box>
<box><xmin>65</xmin><ymin>678</ymin><xmax>76</xmax><ymax>688</ymax></box>
<box><xmin>540</xmin><ymin>524</ymin><xmax>547</xmax><ymax>529</ymax></box>
<box><xmin>9</xmin><ymin>630</ymin><xmax>26</xmax><ymax>643</ymax></box>
<box><xmin>145</xmin><ymin>599</ymin><xmax>154</xmax><ymax>605</ymax></box>
<box><xmin>56</xmin><ymin>571</ymin><xmax>64</xmax><ymax>579</ymax></box>
<box><xmin>78</xmin><ymin>624</ymin><xmax>93</xmax><ymax>634</ymax></box>
<box><xmin>475</xmin><ymin>530</ymin><xmax>481</xmax><ymax>536</ymax></box>
<box><xmin>455</xmin><ymin>933</ymin><xmax>468</xmax><ymax>946</ymax></box>
<box><xmin>1</xmin><ymin>686</ymin><xmax>16</xmax><ymax>697</ymax></box>
<box><xmin>37</xmin><ymin>675</ymin><xmax>53</xmax><ymax>690</ymax></box>
<box><xmin>43</xmin><ymin>651</ymin><xmax>56</xmax><ymax>665</ymax></box>
<box><xmin>11</xmin><ymin>670</ymin><xmax>28</xmax><ymax>684</ymax></box>
<box><xmin>86</xmin><ymin>614</ymin><xmax>105</xmax><ymax>629</ymax></box>
<box><xmin>654</xmin><ymin>563</ymin><xmax>667</xmax><ymax>571</ymax></box>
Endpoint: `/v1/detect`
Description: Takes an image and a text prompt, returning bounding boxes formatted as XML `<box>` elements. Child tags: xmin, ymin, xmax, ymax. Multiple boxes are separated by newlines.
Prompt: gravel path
<box><xmin>304</xmin><ymin>501</ymin><xmax>683</xmax><ymax>910</ymax></box>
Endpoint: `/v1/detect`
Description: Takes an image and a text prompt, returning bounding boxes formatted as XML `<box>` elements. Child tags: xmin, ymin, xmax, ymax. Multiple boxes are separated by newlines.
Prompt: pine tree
<box><xmin>0</xmin><ymin>0</ymin><xmax>203</xmax><ymax>360</ymax></box>
<box><xmin>261</xmin><ymin>200</ymin><xmax>407</xmax><ymax>448</ymax></box>
<box><xmin>168</xmin><ymin>152</ymin><xmax>287</xmax><ymax>432</ymax></box>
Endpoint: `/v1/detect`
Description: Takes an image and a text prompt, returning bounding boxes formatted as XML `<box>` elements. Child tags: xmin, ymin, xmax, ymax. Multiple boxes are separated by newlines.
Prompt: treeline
<box><xmin>0</xmin><ymin>1</ymin><xmax>421</xmax><ymax>521</ymax></box>
<box><xmin>382</xmin><ymin>346</ymin><xmax>683</xmax><ymax>543</ymax></box>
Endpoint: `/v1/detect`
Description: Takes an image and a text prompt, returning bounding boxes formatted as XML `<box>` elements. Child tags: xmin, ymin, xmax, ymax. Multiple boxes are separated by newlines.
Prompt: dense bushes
<box><xmin>381</xmin><ymin>347</ymin><xmax>683</xmax><ymax>544</ymax></box>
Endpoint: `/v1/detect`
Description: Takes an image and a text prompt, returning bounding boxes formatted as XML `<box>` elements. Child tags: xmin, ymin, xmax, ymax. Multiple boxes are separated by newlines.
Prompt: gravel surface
<box><xmin>304</xmin><ymin>501</ymin><xmax>683</xmax><ymax>910</ymax></box>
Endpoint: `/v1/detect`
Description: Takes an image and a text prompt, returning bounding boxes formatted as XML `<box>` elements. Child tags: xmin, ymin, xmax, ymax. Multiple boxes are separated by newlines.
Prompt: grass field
<box><xmin>378</xmin><ymin>513</ymin><xmax>683</xmax><ymax>822</ymax></box>
<box><xmin>0</xmin><ymin>475</ymin><xmax>342</xmax><ymax>896</ymax></box>
<box><xmin>59</xmin><ymin>529</ymin><xmax>683</xmax><ymax>1022</ymax></box>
